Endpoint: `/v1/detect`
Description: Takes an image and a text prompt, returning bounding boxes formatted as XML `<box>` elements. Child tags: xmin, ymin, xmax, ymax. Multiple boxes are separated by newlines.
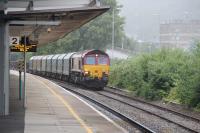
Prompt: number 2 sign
<box><xmin>10</xmin><ymin>36</ymin><xmax>20</xmax><ymax>46</ymax></box>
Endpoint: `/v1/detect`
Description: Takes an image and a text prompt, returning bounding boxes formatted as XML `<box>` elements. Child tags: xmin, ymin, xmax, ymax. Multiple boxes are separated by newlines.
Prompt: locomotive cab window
<box><xmin>85</xmin><ymin>56</ymin><xmax>95</xmax><ymax>65</ymax></box>
<box><xmin>98</xmin><ymin>56</ymin><xmax>109</xmax><ymax>65</ymax></box>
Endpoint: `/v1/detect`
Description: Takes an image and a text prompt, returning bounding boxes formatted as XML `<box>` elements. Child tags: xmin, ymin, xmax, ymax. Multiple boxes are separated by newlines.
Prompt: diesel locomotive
<box><xmin>29</xmin><ymin>50</ymin><xmax>110</xmax><ymax>90</ymax></box>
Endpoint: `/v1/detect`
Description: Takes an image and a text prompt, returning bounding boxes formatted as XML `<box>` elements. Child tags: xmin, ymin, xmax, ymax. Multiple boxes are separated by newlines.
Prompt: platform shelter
<box><xmin>0</xmin><ymin>0</ymin><xmax>109</xmax><ymax>115</ymax></box>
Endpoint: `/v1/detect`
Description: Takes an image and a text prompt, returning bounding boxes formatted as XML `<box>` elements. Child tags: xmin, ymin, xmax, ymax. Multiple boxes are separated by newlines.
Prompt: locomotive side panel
<box><xmin>71</xmin><ymin>57</ymin><xmax>82</xmax><ymax>73</ymax></box>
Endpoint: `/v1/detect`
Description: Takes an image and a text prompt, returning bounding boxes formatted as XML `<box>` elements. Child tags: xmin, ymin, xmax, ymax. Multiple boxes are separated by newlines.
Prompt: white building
<box><xmin>160</xmin><ymin>20</ymin><xmax>200</xmax><ymax>50</ymax></box>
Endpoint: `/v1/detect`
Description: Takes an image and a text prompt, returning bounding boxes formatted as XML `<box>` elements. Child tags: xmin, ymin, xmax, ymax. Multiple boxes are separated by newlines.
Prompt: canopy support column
<box><xmin>0</xmin><ymin>18</ymin><xmax>9</xmax><ymax>116</ymax></box>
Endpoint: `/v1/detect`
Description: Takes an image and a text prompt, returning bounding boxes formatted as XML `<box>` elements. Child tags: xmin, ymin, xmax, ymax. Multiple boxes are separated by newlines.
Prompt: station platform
<box><xmin>0</xmin><ymin>70</ymin><xmax>126</xmax><ymax>133</ymax></box>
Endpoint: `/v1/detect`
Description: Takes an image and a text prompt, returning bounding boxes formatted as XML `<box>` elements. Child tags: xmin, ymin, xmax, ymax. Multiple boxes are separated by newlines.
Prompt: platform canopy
<box><xmin>4</xmin><ymin>0</ymin><xmax>109</xmax><ymax>46</ymax></box>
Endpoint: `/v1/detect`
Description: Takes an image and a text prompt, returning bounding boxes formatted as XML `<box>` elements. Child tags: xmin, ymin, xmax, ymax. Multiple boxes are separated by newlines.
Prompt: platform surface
<box><xmin>0</xmin><ymin>71</ymin><xmax>126</xmax><ymax>133</ymax></box>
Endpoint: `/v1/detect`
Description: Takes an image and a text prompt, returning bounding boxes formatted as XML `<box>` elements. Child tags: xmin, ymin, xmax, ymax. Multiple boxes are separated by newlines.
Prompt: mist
<box><xmin>117</xmin><ymin>0</ymin><xmax>200</xmax><ymax>43</ymax></box>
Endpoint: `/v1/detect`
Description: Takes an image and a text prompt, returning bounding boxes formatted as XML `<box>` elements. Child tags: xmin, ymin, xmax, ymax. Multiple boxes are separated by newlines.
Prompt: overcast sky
<box><xmin>117</xmin><ymin>0</ymin><xmax>200</xmax><ymax>42</ymax></box>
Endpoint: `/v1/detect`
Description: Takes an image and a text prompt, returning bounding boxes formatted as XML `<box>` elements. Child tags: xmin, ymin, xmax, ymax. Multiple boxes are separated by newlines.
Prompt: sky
<box><xmin>117</xmin><ymin>0</ymin><xmax>200</xmax><ymax>42</ymax></box>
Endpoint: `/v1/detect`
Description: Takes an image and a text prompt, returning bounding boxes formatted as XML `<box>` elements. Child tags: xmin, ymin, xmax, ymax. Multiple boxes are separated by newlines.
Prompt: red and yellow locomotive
<box><xmin>70</xmin><ymin>50</ymin><xmax>110</xmax><ymax>89</ymax></box>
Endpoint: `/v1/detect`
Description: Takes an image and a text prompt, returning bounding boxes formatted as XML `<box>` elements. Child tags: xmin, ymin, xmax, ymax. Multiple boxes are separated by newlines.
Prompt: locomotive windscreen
<box><xmin>85</xmin><ymin>56</ymin><xmax>96</xmax><ymax>65</ymax></box>
<box><xmin>98</xmin><ymin>56</ymin><xmax>109</xmax><ymax>65</ymax></box>
<box><xmin>84</xmin><ymin>55</ymin><xmax>109</xmax><ymax>65</ymax></box>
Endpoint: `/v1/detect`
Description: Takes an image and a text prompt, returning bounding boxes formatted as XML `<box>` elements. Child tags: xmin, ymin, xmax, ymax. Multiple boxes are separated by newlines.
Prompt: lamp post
<box><xmin>112</xmin><ymin>8</ymin><xmax>115</xmax><ymax>58</ymax></box>
<box><xmin>23</xmin><ymin>35</ymin><xmax>26</xmax><ymax>108</ymax></box>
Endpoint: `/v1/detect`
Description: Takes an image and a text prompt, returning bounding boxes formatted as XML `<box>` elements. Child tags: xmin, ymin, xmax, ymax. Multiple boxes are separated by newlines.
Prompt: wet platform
<box><xmin>0</xmin><ymin>70</ymin><xmax>126</xmax><ymax>133</ymax></box>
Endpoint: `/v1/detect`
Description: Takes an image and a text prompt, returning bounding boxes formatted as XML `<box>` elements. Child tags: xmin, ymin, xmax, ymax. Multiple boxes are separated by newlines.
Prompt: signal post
<box><xmin>16</xmin><ymin>60</ymin><xmax>24</xmax><ymax>100</ymax></box>
<box><xmin>10</xmin><ymin>36</ymin><xmax>37</xmax><ymax>107</ymax></box>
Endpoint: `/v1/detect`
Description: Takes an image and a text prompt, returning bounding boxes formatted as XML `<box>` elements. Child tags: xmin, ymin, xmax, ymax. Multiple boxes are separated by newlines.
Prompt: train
<box><xmin>29</xmin><ymin>49</ymin><xmax>110</xmax><ymax>90</ymax></box>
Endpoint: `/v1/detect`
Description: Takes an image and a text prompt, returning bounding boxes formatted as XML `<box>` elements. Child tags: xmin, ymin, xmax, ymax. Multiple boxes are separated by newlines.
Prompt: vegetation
<box><xmin>109</xmin><ymin>42</ymin><xmax>200</xmax><ymax>111</ymax></box>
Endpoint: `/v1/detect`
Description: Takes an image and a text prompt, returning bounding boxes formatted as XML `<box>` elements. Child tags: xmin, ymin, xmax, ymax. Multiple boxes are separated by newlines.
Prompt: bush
<box><xmin>195</xmin><ymin>103</ymin><xmax>200</xmax><ymax>112</ymax></box>
<box><xmin>109</xmin><ymin>43</ymin><xmax>200</xmax><ymax>109</ymax></box>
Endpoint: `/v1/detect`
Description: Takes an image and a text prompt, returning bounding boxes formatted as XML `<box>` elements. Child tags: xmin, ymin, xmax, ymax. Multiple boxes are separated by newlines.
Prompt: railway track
<box><xmin>55</xmin><ymin>81</ymin><xmax>155</xmax><ymax>133</ymax></box>
<box><xmin>107</xmin><ymin>86</ymin><xmax>200</xmax><ymax>123</ymax></box>
<box><xmin>96</xmin><ymin>90</ymin><xmax>199</xmax><ymax>133</ymax></box>
<box><xmin>47</xmin><ymin>78</ymin><xmax>200</xmax><ymax>133</ymax></box>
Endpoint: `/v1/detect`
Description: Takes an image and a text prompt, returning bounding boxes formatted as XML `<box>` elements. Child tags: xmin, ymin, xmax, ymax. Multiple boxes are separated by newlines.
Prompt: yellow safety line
<box><xmin>33</xmin><ymin>77</ymin><xmax>93</xmax><ymax>133</ymax></box>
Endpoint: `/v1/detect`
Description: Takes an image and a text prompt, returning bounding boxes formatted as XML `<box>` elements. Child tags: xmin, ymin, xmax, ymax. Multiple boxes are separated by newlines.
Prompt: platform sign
<box><xmin>10</xmin><ymin>44</ymin><xmax>37</xmax><ymax>52</ymax></box>
<box><xmin>10</xmin><ymin>36</ymin><xmax>20</xmax><ymax>46</ymax></box>
<box><xmin>10</xmin><ymin>36</ymin><xmax>37</xmax><ymax>52</ymax></box>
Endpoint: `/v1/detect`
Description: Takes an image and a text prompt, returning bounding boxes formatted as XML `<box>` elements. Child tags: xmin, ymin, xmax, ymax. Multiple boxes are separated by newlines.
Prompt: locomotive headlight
<box><xmin>84</xmin><ymin>71</ymin><xmax>89</xmax><ymax>74</ymax></box>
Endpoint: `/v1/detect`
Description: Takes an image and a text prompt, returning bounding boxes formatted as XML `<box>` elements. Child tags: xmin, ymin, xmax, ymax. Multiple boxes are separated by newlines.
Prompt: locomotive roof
<box><xmin>72</xmin><ymin>49</ymin><xmax>108</xmax><ymax>58</ymax></box>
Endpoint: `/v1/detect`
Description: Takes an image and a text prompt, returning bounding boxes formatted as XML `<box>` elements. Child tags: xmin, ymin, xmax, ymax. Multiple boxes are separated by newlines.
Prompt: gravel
<box><xmin>99</xmin><ymin>91</ymin><xmax>200</xmax><ymax>132</ymax></box>
<box><xmin>55</xmin><ymin>81</ymin><xmax>199</xmax><ymax>133</ymax></box>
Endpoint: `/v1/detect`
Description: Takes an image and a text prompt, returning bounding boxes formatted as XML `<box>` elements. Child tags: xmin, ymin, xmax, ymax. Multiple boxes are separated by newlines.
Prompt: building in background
<box><xmin>160</xmin><ymin>20</ymin><xmax>200</xmax><ymax>50</ymax></box>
